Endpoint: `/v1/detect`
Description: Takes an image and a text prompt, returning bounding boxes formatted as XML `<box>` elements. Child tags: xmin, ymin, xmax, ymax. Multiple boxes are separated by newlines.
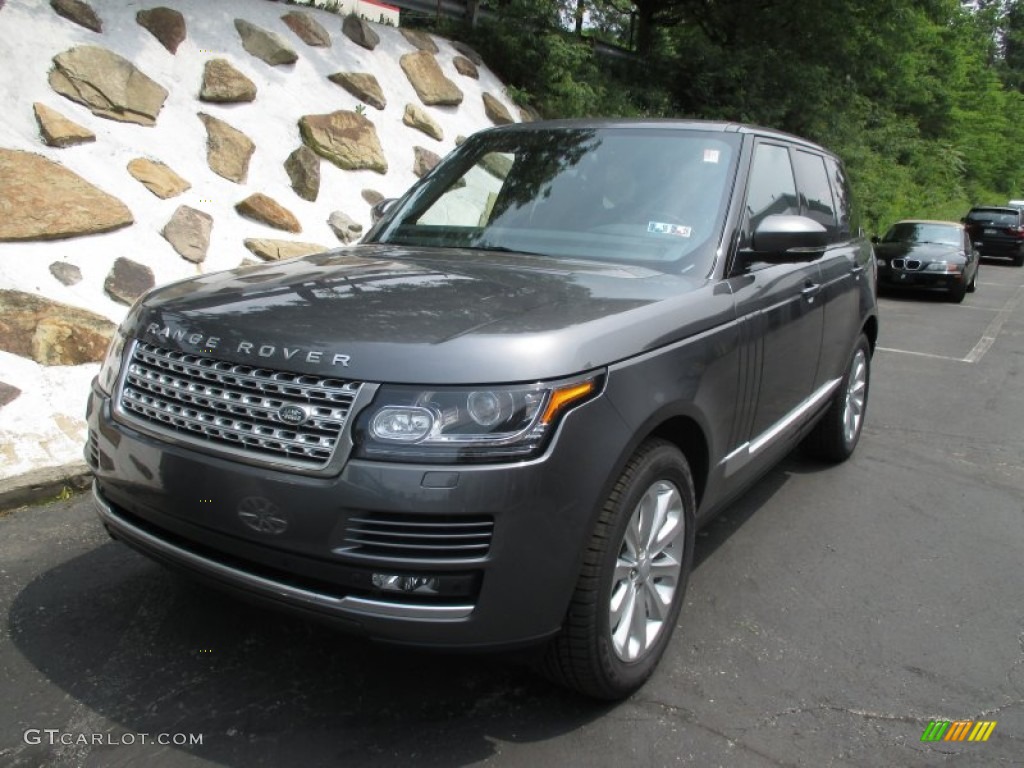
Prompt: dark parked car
<box><xmin>873</xmin><ymin>219</ymin><xmax>979</xmax><ymax>302</ymax></box>
<box><xmin>86</xmin><ymin>119</ymin><xmax>878</xmax><ymax>699</ymax></box>
<box><xmin>963</xmin><ymin>205</ymin><xmax>1024</xmax><ymax>266</ymax></box>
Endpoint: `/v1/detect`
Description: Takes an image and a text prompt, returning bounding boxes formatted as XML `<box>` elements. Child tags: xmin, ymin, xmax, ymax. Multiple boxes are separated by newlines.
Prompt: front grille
<box><xmin>117</xmin><ymin>341</ymin><xmax>362</xmax><ymax>469</ymax></box>
<box><xmin>343</xmin><ymin>513</ymin><xmax>494</xmax><ymax>561</ymax></box>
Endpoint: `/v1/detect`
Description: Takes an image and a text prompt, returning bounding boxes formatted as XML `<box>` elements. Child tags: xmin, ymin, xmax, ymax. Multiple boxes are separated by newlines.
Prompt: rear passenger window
<box><xmin>823</xmin><ymin>156</ymin><xmax>854</xmax><ymax>239</ymax></box>
<box><xmin>793</xmin><ymin>150</ymin><xmax>838</xmax><ymax>238</ymax></box>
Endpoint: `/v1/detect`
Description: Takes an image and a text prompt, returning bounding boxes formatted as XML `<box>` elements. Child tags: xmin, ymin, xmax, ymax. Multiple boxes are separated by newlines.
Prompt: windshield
<box><xmin>965</xmin><ymin>209</ymin><xmax>1019</xmax><ymax>226</ymax></box>
<box><xmin>882</xmin><ymin>222</ymin><xmax>961</xmax><ymax>246</ymax></box>
<box><xmin>369</xmin><ymin>126</ymin><xmax>740</xmax><ymax>275</ymax></box>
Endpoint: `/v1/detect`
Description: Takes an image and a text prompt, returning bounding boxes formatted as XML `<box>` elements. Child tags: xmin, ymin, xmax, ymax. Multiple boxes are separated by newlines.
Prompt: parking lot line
<box><xmin>964</xmin><ymin>284</ymin><xmax>1024</xmax><ymax>363</ymax></box>
<box><xmin>879</xmin><ymin>284</ymin><xmax>1024</xmax><ymax>363</ymax></box>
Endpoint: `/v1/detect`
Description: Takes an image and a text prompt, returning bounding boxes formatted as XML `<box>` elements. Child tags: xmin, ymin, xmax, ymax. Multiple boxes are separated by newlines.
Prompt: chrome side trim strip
<box><xmin>92</xmin><ymin>484</ymin><xmax>474</xmax><ymax>622</ymax></box>
<box><xmin>721</xmin><ymin>377</ymin><xmax>841</xmax><ymax>477</ymax></box>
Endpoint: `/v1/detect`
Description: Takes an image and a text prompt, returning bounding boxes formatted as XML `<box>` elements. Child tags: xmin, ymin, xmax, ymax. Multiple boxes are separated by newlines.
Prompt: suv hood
<box><xmin>126</xmin><ymin>245</ymin><xmax>731</xmax><ymax>383</ymax></box>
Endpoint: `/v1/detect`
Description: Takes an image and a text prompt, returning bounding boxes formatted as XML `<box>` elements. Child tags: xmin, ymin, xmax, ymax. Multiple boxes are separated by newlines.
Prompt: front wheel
<box><xmin>542</xmin><ymin>439</ymin><xmax>696</xmax><ymax>699</ymax></box>
<box><xmin>803</xmin><ymin>334</ymin><xmax>871</xmax><ymax>462</ymax></box>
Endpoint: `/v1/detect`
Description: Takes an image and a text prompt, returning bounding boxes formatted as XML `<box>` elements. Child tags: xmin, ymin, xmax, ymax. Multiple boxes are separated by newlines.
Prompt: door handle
<box><xmin>801</xmin><ymin>282</ymin><xmax>821</xmax><ymax>303</ymax></box>
<box><xmin>850</xmin><ymin>265</ymin><xmax>865</xmax><ymax>281</ymax></box>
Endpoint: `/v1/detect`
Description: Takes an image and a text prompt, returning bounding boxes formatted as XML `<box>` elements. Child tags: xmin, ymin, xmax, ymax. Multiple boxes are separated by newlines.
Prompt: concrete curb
<box><xmin>0</xmin><ymin>463</ymin><xmax>92</xmax><ymax>513</ymax></box>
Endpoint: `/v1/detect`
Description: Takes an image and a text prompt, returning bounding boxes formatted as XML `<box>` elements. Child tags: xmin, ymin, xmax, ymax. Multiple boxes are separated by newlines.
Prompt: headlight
<box><xmin>925</xmin><ymin>261</ymin><xmax>962</xmax><ymax>273</ymax></box>
<box><xmin>354</xmin><ymin>374</ymin><xmax>602</xmax><ymax>462</ymax></box>
<box><xmin>96</xmin><ymin>329</ymin><xmax>128</xmax><ymax>395</ymax></box>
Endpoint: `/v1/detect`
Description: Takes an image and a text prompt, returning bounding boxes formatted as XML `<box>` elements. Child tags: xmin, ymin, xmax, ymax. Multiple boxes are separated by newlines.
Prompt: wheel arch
<box><xmin>648</xmin><ymin>416</ymin><xmax>710</xmax><ymax>509</ymax></box>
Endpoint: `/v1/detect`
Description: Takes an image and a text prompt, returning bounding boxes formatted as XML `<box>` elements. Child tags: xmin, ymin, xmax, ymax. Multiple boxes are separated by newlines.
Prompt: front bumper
<box><xmin>878</xmin><ymin>269</ymin><xmax>963</xmax><ymax>291</ymax></box>
<box><xmin>86</xmin><ymin>380</ymin><xmax>629</xmax><ymax>649</ymax></box>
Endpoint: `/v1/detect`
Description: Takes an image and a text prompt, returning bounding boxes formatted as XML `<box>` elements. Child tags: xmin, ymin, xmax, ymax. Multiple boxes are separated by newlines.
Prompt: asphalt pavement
<box><xmin>2</xmin><ymin>260</ymin><xmax>1022</xmax><ymax>767</ymax></box>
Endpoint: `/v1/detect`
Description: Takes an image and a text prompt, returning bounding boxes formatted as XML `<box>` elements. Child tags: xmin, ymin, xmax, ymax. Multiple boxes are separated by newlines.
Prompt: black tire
<box><xmin>948</xmin><ymin>281</ymin><xmax>966</xmax><ymax>303</ymax></box>
<box><xmin>542</xmin><ymin>439</ymin><xmax>696</xmax><ymax>700</ymax></box>
<box><xmin>1015</xmin><ymin>252</ymin><xmax>1024</xmax><ymax>267</ymax></box>
<box><xmin>803</xmin><ymin>334</ymin><xmax>871</xmax><ymax>462</ymax></box>
<box><xmin>966</xmin><ymin>267</ymin><xmax>977</xmax><ymax>293</ymax></box>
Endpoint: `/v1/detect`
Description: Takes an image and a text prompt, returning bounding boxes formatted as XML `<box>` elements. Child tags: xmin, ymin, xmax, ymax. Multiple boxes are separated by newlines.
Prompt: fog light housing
<box><xmin>372</xmin><ymin>573</ymin><xmax>440</xmax><ymax>595</ymax></box>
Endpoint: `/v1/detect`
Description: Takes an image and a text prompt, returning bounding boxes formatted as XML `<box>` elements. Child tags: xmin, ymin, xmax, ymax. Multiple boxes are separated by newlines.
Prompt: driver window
<box><xmin>744</xmin><ymin>143</ymin><xmax>799</xmax><ymax>241</ymax></box>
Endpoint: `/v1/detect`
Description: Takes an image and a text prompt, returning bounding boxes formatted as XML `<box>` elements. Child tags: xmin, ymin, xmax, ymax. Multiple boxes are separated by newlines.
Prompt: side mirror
<box><xmin>750</xmin><ymin>214</ymin><xmax>828</xmax><ymax>257</ymax></box>
<box><xmin>370</xmin><ymin>198</ymin><xmax>398</xmax><ymax>225</ymax></box>
<box><xmin>870</xmin><ymin>234</ymin><xmax>880</xmax><ymax>244</ymax></box>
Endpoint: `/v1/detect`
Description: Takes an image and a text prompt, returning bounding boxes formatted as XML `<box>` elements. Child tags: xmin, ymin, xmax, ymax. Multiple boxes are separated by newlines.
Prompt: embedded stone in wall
<box><xmin>234</xmin><ymin>19</ymin><xmax>298</xmax><ymax>66</ymax></box>
<box><xmin>136</xmin><ymin>7</ymin><xmax>186</xmax><ymax>54</ymax></box>
<box><xmin>327</xmin><ymin>72</ymin><xmax>385</xmax><ymax>110</ymax></box>
<box><xmin>104</xmin><ymin>258</ymin><xmax>154</xmax><ymax>305</ymax></box>
<box><xmin>0</xmin><ymin>289</ymin><xmax>115</xmax><ymax>366</ymax></box>
<box><xmin>299</xmin><ymin>110</ymin><xmax>387</xmax><ymax>174</ymax></box>
<box><xmin>362</xmin><ymin>189</ymin><xmax>384</xmax><ymax>206</ymax></box>
<box><xmin>328</xmin><ymin>211</ymin><xmax>363</xmax><ymax>244</ymax></box>
<box><xmin>127</xmin><ymin>157</ymin><xmax>190</xmax><ymax>199</ymax></box>
<box><xmin>483</xmin><ymin>92</ymin><xmax>514</xmax><ymax>125</ymax></box>
<box><xmin>51</xmin><ymin>0</ymin><xmax>102</xmax><ymax>33</ymax></box>
<box><xmin>49</xmin><ymin>46</ymin><xmax>168</xmax><ymax>126</ymax></box>
<box><xmin>281</xmin><ymin>11</ymin><xmax>331</xmax><ymax>47</ymax></box>
<box><xmin>200</xmin><ymin>58</ymin><xmax>257</xmax><ymax>103</ymax></box>
<box><xmin>413</xmin><ymin>146</ymin><xmax>441</xmax><ymax>178</ymax></box>
<box><xmin>400</xmin><ymin>51</ymin><xmax>463</xmax><ymax>107</ymax></box>
<box><xmin>520</xmin><ymin>104</ymin><xmax>541</xmax><ymax>122</ymax></box>
<box><xmin>451</xmin><ymin>41</ymin><xmax>483</xmax><ymax>65</ymax></box>
<box><xmin>236</xmin><ymin>194</ymin><xmax>301</xmax><ymax>233</ymax></box>
<box><xmin>400</xmin><ymin>28</ymin><xmax>438</xmax><ymax>54</ymax></box>
<box><xmin>0</xmin><ymin>149</ymin><xmax>133</xmax><ymax>241</ymax></box>
<box><xmin>244</xmin><ymin>239</ymin><xmax>326</xmax><ymax>261</ymax></box>
<box><xmin>342</xmin><ymin>15</ymin><xmax>379</xmax><ymax>51</ymax></box>
<box><xmin>285</xmin><ymin>145</ymin><xmax>320</xmax><ymax>202</ymax></box>
<box><xmin>198</xmin><ymin>112</ymin><xmax>255</xmax><ymax>183</ymax></box>
<box><xmin>162</xmin><ymin>205</ymin><xmax>213</xmax><ymax>263</ymax></box>
<box><xmin>33</xmin><ymin>103</ymin><xmax>95</xmax><ymax>148</ymax></box>
<box><xmin>0</xmin><ymin>381</ymin><xmax>20</xmax><ymax>408</ymax></box>
<box><xmin>49</xmin><ymin>262</ymin><xmax>83</xmax><ymax>286</ymax></box>
<box><xmin>453</xmin><ymin>56</ymin><xmax>478</xmax><ymax>79</ymax></box>
<box><xmin>403</xmin><ymin>103</ymin><xmax>443</xmax><ymax>141</ymax></box>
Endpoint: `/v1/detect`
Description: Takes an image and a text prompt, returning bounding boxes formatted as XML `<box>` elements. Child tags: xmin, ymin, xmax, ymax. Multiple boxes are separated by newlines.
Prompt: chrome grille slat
<box><xmin>118</xmin><ymin>341</ymin><xmax>362</xmax><ymax>469</ymax></box>
<box><xmin>342</xmin><ymin>514</ymin><xmax>494</xmax><ymax>561</ymax></box>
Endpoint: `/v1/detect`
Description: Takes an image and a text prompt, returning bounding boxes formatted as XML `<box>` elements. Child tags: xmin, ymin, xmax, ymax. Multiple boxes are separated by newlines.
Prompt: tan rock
<box><xmin>0</xmin><ymin>149</ymin><xmax>133</xmax><ymax>241</ymax></box>
<box><xmin>403</xmin><ymin>103</ymin><xmax>443</xmax><ymax>142</ymax></box>
<box><xmin>327</xmin><ymin>72</ymin><xmax>386</xmax><ymax>111</ymax></box>
<box><xmin>281</xmin><ymin>11</ymin><xmax>331</xmax><ymax>47</ymax></box>
<box><xmin>342</xmin><ymin>15</ymin><xmax>379</xmax><ymax>51</ymax></box>
<box><xmin>400</xmin><ymin>51</ymin><xmax>464</xmax><ymax>107</ymax></box>
<box><xmin>362</xmin><ymin>188</ymin><xmax>385</xmax><ymax>206</ymax></box>
<box><xmin>236</xmin><ymin>193</ymin><xmax>301</xmax><ymax>233</ymax></box>
<box><xmin>51</xmin><ymin>0</ymin><xmax>102</xmax><ymax>33</ymax></box>
<box><xmin>453</xmin><ymin>56</ymin><xmax>479</xmax><ymax>79</ymax></box>
<box><xmin>285</xmin><ymin>146</ymin><xmax>320</xmax><ymax>202</ymax></box>
<box><xmin>49</xmin><ymin>45</ymin><xmax>168</xmax><ymax>126</ymax></box>
<box><xmin>400</xmin><ymin>28</ymin><xmax>438</xmax><ymax>54</ymax></box>
<box><xmin>234</xmin><ymin>19</ymin><xmax>298</xmax><ymax>66</ymax></box>
<box><xmin>451</xmin><ymin>41</ymin><xmax>483</xmax><ymax>65</ymax></box>
<box><xmin>243</xmin><ymin>239</ymin><xmax>326</xmax><ymax>261</ymax></box>
<box><xmin>299</xmin><ymin>110</ymin><xmax>387</xmax><ymax>174</ymax></box>
<box><xmin>162</xmin><ymin>205</ymin><xmax>213</xmax><ymax>262</ymax></box>
<box><xmin>33</xmin><ymin>103</ymin><xmax>95</xmax><ymax>148</ymax></box>
<box><xmin>136</xmin><ymin>7</ymin><xmax>186</xmax><ymax>54</ymax></box>
<box><xmin>328</xmin><ymin>210</ymin><xmax>363</xmax><ymax>244</ymax></box>
<box><xmin>104</xmin><ymin>258</ymin><xmax>154</xmax><ymax>305</ymax></box>
<box><xmin>198</xmin><ymin>112</ymin><xmax>255</xmax><ymax>183</ymax></box>
<box><xmin>200</xmin><ymin>58</ymin><xmax>257</xmax><ymax>103</ymax></box>
<box><xmin>483</xmin><ymin>92</ymin><xmax>515</xmax><ymax>125</ymax></box>
<box><xmin>0</xmin><ymin>289</ymin><xmax>115</xmax><ymax>366</ymax></box>
<box><xmin>127</xmin><ymin>158</ymin><xmax>190</xmax><ymax>199</ymax></box>
<box><xmin>413</xmin><ymin>146</ymin><xmax>441</xmax><ymax>178</ymax></box>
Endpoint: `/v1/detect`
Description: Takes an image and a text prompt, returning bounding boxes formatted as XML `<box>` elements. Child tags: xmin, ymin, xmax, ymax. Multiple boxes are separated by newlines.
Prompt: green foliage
<box><xmin>431</xmin><ymin>0</ymin><xmax>1024</xmax><ymax>227</ymax></box>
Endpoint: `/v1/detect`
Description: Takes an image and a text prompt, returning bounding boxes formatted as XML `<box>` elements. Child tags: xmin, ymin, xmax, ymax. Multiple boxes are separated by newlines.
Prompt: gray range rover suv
<box><xmin>87</xmin><ymin>120</ymin><xmax>878</xmax><ymax>699</ymax></box>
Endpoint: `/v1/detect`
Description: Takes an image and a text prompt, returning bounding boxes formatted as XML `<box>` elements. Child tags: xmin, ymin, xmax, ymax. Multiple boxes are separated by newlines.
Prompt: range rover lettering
<box><xmin>87</xmin><ymin>120</ymin><xmax>879</xmax><ymax>699</ymax></box>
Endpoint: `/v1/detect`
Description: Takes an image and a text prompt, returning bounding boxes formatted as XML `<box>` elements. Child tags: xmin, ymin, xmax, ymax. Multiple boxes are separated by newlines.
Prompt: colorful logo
<box><xmin>921</xmin><ymin>720</ymin><xmax>996</xmax><ymax>742</ymax></box>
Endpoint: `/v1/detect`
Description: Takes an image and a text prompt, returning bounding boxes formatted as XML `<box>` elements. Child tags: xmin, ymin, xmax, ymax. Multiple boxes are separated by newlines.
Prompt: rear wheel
<box><xmin>803</xmin><ymin>334</ymin><xmax>870</xmax><ymax>462</ymax></box>
<box><xmin>542</xmin><ymin>439</ymin><xmax>695</xmax><ymax>699</ymax></box>
<box><xmin>1014</xmin><ymin>252</ymin><xmax>1024</xmax><ymax>267</ymax></box>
